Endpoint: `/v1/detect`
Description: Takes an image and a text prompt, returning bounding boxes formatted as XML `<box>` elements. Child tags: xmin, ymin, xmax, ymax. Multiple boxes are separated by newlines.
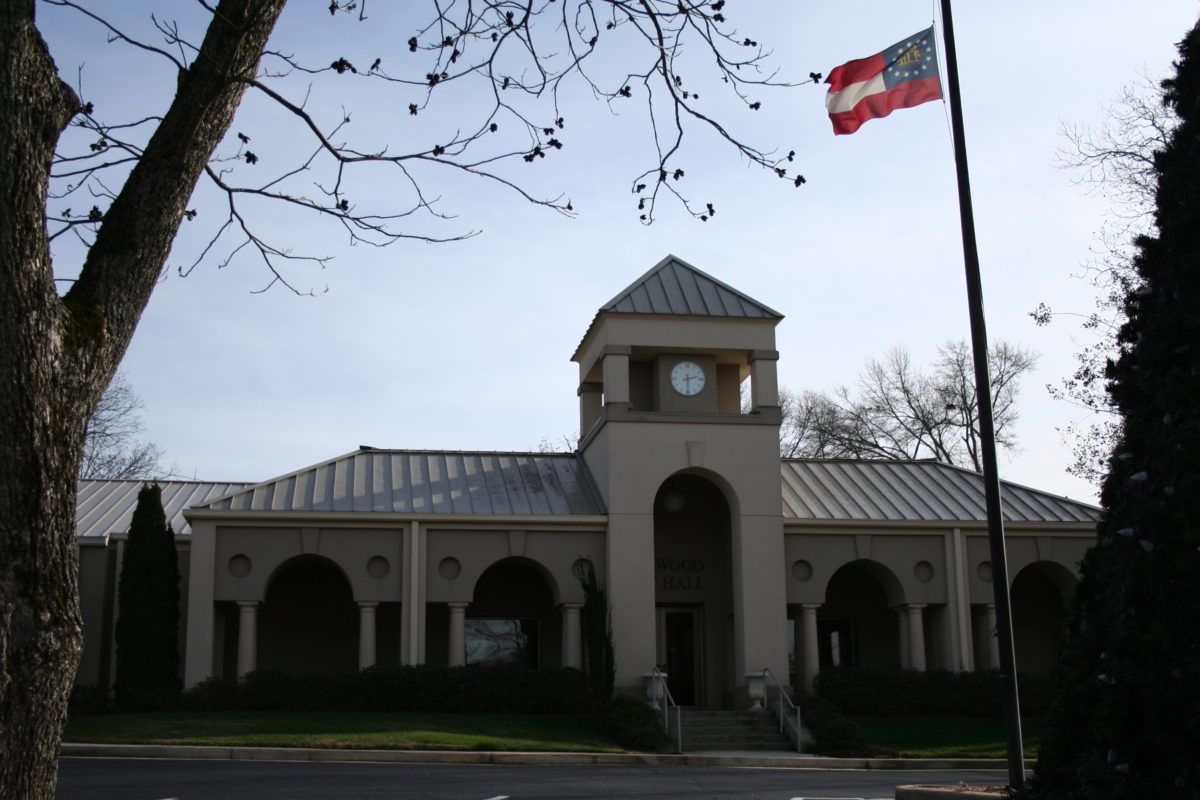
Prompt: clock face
<box><xmin>670</xmin><ymin>360</ymin><xmax>706</xmax><ymax>396</ymax></box>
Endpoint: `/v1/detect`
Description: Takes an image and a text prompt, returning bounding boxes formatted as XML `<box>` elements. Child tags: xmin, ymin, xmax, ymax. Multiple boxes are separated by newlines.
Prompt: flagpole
<box><xmin>937</xmin><ymin>0</ymin><xmax>1026</xmax><ymax>790</ymax></box>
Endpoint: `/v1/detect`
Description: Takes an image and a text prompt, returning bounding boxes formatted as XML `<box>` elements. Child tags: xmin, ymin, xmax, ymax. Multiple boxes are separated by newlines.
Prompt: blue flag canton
<box><xmin>882</xmin><ymin>28</ymin><xmax>939</xmax><ymax>90</ymax></box>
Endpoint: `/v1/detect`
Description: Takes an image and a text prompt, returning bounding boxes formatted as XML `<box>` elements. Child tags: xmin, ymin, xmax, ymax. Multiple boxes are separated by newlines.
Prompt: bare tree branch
<box><xmin>778</xmin><ymin>341</ymin><xmax>1037</xmax><ymax>471</ymax></box>
<box><xmin>79</xmin><ymin>373</ymin><xmax>166</xmax><ymax>480</ymax></box>
<box><xmin>1036</xmin><ymin>74</ymin><xmax>1178</xmax><ymax>483</ymax></box>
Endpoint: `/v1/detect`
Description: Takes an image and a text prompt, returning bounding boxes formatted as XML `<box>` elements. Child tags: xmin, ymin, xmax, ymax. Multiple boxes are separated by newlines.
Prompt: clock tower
<box><xmin>572</xmin><ymin>255</ymin><xmax>789</xmax><ymax>707</ymax></box>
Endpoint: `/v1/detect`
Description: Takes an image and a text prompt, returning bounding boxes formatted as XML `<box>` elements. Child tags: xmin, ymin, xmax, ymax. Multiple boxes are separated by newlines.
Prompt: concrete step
<box><xmin>668</xmin><ymin>710</ymin><xmax>792</xmax><ymax>753</ymax></box>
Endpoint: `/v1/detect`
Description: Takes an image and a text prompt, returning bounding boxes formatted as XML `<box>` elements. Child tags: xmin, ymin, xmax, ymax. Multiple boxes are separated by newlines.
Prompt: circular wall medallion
<box><xmin>977</xmin><ymin>561</ymin><xmax>993</xmax><ymax>583</ymax></box>
<box><xmin>438</xmin><ymin>557</ymin><xmax>462</xmax><ymax>580</ymax></box>
<box><xmin>572</xmin><ymin>558</ymin><xmax>594</xmax><ymax>581</ymax></box>
<box><xmin>791</xmin><ymin>559</ymin><xmax>813</xmax><ymax>582</ymax></box>
<box><xmin>228</xmin><ymin>554</ymin><xmax>252</xmax><ymax>578</ymax></box>
<box><xmin>367</xmin><ymin>555</ymin><xmax>390</xmax><ymax>579</ymax></box>
<box><xmin>914</xmin><ymin>561</ymin><xmax>935</xmax><ymax>583</ymax></box>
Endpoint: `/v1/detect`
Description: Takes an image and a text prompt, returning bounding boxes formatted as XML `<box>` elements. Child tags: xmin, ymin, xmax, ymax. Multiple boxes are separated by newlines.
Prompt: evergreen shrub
<box><xmin>602</xmin><ymin>695</ymin><xmax>671</xmax><ymax>752</ymax></box>
<box><xmin>798</xmin><ymin>693</ymin><xmax>863</xmax><ymax>754</ymax></box>
<box><xmin>68</xmin><ymin>685</ymin><xmax>112</xmax><ymax>716</ymax></box>
<box><xmin>113</xmin><ymin>484</ymin><xmax>181</xmax><ymax>711</ymax></box>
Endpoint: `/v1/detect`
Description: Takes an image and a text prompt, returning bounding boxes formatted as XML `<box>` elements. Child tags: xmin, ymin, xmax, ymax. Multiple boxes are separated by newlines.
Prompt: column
<box><xmin>561</xmin><ymin>603</ymin><xmax>584</xmax><ymax>670</ymax></box>
<box><xmin>601</xmin><ymin>346</ymin><xmax>631</xmax><ymax>407</ymax></box>
<box><xmin>578</xmin><ymin>382</ymin><xmax>603</xmax><ymax>440</ymax></box>
<box><xmin>447</xmin><ymin>602</ymin><xmax>468</xmax><ymax>667</ymax></box>
<box><xmin>983</xmin><ymin>603</ymin><xmax>1000</xmax><ymax>669</ymax></box>
<box><xmin>800</xmin><ymin>604</ymin><xmax>821</xmax><ymax>694</ymax></box>
<box><xmin>402</xmin><ymin>521</ymin><xmax>427</xmax><ymax>665</ymax></box>
<box><xmin>236</xmin><ymin>601</ymin><xmax>258</xmax><ymax>679</ymax></box>
<box><xmin>184</xmin><ymin>520</ymin><xmax>219</xmax><ymax>687</ymax></box>
<box><xmin>358</xmin><ymin>602</ymin><xmax>378</xmax><ymax>670</ymax></box>
<box><xmin>748</xmin><ymin>349</ymin><xmax>780</xmax><ymax>408</ymax></box>
<box><xmin>905</xmin><ymin>604</ymin><xmax>927</xmax><ymax>672</ymax></box>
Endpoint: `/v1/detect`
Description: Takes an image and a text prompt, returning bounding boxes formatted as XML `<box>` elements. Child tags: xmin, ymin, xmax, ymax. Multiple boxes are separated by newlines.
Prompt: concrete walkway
<box><xmin>60</xmin><ymin>742</ymin><xmax>1026</xmax><ymax>771</ymax></box>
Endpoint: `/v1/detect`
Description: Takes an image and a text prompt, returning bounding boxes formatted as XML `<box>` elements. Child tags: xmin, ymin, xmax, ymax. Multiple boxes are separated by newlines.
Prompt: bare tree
<box><xmin>79</xmin><ymin>373</ymin><xmax>165</xmax><ymax>480</ymax></box>
<box><xmin>780</xmin><ymin>341</ymin><xmax>1037</xmax><ymax>472</ymax></box>
<box><xmin>776</xmin><ymin>387</ymin><xmax>856</xmax><ymax>459</ymax></box>
<box><xmin>1032</xmin><ymin>74</ymin><xmax>1178</xmax><ymax>483</ymax></box>
<box><xmin>0</xmin><ymin>2</ymin><xmax>802</xmax><ymax>796</ymax></box>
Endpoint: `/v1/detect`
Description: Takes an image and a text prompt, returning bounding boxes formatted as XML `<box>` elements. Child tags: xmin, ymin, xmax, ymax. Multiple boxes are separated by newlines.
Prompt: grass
<box><xmin>66</xmin><ymin>711</ymin><xmax>1041</xmax><ymax>758</ymax></box>
<box><xmin>853</xmin><ymin>716</ymin><xmax>1046</xmax><ymax>759</ymax></box>
<box><xmin>64</xmin><ymin>711</ymin><xmax>623</xmax><ymax>753</ymax></box>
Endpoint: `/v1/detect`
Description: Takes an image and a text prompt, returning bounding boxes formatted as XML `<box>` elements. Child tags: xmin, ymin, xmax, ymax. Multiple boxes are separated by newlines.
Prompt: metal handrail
<box><xmin>761</xmin><ymin>667</ymin><xmax>803</xmax><ymax>753</ymax></box>
<box><xmin>648</xmin><ymin>669</ymin><xmax>682</xmax><ymax>753</ymax></box>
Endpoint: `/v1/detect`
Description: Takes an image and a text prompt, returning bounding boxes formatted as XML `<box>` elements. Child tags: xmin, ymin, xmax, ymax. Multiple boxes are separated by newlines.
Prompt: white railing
<box><xmin>646</xmin><ymin>668</ymin><xmax>682</xmax><ymax>753</ymax></box>
<box><xmin>761</xmin><ymin>667</ymin><xmax>803</xmax><ymax>753</ymax></box>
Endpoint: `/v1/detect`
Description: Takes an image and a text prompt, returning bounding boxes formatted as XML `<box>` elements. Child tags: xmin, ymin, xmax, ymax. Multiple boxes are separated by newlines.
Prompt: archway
<box><xmin>258</xmin><ymin>556</ymin><xmax>357</xmax><ymax>676</ymax></box>
<box><xmin>1011</xmin><ymin>562</ymin><xmax>1077</xmax><ymax>675</ymax></box>
<box><xmin>653</xmin><ymin>473</ymin><xmax>733</xmax><ymax>708</ymax></box>
<box><xmin>467</xmin><ymin>558</ymin><xmax>559</xmax><ymax>668</ymax></box>
<box><xmin>818</xmin><ymin>561</ymin><xmax>903</xmax><ymax>670</ymax></box>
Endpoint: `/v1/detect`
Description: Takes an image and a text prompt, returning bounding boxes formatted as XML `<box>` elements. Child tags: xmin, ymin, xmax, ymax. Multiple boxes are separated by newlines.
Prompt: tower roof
<box><xmin>599</xmin><ymin>254</ymin><xmax>783</xmax><ymax>319</ymax></box>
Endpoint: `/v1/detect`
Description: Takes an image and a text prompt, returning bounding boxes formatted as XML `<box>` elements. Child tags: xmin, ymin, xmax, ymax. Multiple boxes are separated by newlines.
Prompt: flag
<box><xmin>825</xmin><ymin>27</ymin><xmax>942</xmax><ymax>135</ymax></box>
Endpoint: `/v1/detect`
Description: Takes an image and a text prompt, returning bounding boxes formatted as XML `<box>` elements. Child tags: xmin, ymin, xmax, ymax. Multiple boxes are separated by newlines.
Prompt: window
<box><xmin>464</xmin><ymin>618</ymin><xmax>539</xmax><ymax>668</ymax></box>
<box><xmin>817</xmin><ymin>618</ymin><xmax>855</xmax><ymax>667</ymax></box>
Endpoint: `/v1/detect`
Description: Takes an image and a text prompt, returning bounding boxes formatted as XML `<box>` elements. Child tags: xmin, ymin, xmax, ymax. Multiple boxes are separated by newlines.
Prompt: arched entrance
<box><xmin>259</xmin><ymin>556</ymin><xmax>357</xmax><ymax>676</ymax></box>
<box><xmin>653</xmin><ymin>474</ymin><xmax>733</xmax><ymax>708</ymax></box>
<box><xmin>467</xmin><ymin>558</ymin><xmax>560</xmax><ymax>668</ymax></box>
<box><xmin>819</xmin><ymin>561</ymin><xmax>903</xmax><ymax>670</ymax></box>
<box><xmin>1012</xmin><ymin>562</ymin><xmax>1077</xmax><ymax>675</ymax></box>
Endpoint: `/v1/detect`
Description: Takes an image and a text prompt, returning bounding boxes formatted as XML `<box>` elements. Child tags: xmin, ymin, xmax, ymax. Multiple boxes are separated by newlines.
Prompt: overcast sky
<box><xmin>40</xmin><ymin>1</ymin><xmax>1198</xmax><ymax>503</ymax></box>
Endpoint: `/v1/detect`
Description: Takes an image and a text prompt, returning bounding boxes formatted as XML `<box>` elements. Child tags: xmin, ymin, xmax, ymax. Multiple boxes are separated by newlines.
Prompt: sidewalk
<box><xmin>60</xmin><ymin>742</ymin><xmax>1024</xmax><ymax>771</ymax></box>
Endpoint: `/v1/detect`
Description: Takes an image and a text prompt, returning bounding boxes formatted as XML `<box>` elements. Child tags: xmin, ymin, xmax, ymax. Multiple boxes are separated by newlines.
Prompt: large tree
<box><xmin>778</xmin><ymin>340</ymin><xmax>1036</xmax><ymax>471</ymax></box>
<box><xmin>0</xmin><ymin>1</ymin><xmax>796</xmax><ymax>796</ymax></box>
<box><xmin>1024</xmin><ymin>17</ymin><xmax>1200</xmax><ymax>800</ymax></box>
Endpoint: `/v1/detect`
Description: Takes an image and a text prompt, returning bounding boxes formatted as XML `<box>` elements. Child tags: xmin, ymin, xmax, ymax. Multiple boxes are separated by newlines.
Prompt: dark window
<box><xmin>465</xmin><ymin>618</ymin><xmax>539</xmax><ymax>668</ymax></box>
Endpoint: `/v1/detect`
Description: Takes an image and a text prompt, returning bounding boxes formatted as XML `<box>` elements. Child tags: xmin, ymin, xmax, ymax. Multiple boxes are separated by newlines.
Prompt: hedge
<box><xmin>178</xmin><ymin>664</ymin><xmax>596</xmax><ymax>713</ymax></box>
<box><xmin>814</xmin><ymin>667</ymin><xmax>1052</xmax><ymax>717</ymax></box>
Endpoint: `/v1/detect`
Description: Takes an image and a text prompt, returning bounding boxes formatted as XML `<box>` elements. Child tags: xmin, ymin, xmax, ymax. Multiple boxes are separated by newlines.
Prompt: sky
<box><xmin>38</xmin><ymin>1</ymin><xmax>1199</xmax><ymax>503</ymax></box>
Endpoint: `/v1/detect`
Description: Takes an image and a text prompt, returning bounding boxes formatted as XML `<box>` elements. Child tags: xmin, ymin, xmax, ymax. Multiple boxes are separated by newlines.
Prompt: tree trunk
<box><xmin>0</xmin><ymin>1</ymin><xmax>286</xmax><ymax>796</ymax></box>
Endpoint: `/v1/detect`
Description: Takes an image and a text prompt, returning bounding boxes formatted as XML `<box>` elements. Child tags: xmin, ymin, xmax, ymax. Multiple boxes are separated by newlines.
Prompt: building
<box><xmin>74</xmin><ymin>255</ymin><xmax>1099</xmax><ymax>708</ymax></box>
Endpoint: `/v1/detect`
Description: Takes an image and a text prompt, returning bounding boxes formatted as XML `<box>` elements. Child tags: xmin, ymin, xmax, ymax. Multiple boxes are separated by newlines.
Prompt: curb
<box><xmin>896</xmin><ymin>786</ymin><xmax>1010</xmax><ymax>799</ymax></box>
<box><xmin>60</xmin><ymin>743</ymin><xmax>1024</xmax><ymax>771</ymax></box>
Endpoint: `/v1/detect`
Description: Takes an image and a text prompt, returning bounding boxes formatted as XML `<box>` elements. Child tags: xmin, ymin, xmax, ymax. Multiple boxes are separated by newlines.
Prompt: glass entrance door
<box><xmin>656</xmin><ymin>607</ymin><xmax>703</xmax><ymax>706</ymax></box>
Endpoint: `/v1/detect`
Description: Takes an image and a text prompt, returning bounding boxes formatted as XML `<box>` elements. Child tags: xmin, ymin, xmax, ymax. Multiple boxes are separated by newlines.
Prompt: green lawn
<box><xmin>66</xmin><ymin>711</ymin><xmax>1040</xmax><ymax>758</ymax></box>
<box><xmin>64</xmin><ymin>711</ymin><xmax>622</xmax><ymax>753</ymax></box>
<box><xmin>854</xmin><ymin>717</ymin><xmax>1046</xmax><ymax>759</ymax></box>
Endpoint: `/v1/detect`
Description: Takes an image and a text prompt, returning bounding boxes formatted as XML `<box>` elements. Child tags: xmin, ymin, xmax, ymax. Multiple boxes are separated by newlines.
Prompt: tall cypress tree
<box><xmin>1025</xmin><ymin>17</ymin><xmax>1200</xmax><ymax>800</ymax></box>
<box><xmin>113</xmin><ymin>483</ymin><xmax>181</xmax><ymax>711</ymax></box>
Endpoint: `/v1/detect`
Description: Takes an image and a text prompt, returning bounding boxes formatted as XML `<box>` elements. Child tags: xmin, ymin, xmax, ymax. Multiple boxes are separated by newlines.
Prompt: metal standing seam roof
<box><xmin>76</xmin><ymin>456</ymin><xmax>1098</xmax><ymax>538</ymax></box>
<box><xmin>195</xmin><ymin>449</ymin><xmax>608</xmax><ymax>517</ymax></box>
<box><xmin>75</xmin><ymin>479</ymin><xmax>253</xmax><ymax>539</ymax></box>
<box><xmin>600</xmin><ymin>255</ymin><xmax>783</xmax><ymax>319</ymax></box>
<box><xmin>780</xmin><ymin>459</ymin><xmax>1100</xmax><ymax>524</ymax></box>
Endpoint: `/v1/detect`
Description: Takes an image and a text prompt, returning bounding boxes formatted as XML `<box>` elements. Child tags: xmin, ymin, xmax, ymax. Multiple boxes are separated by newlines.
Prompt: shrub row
<box><xmin>73</xmin><ymin>665</ymin><xmax>597</xmax><ymax>715</ymax></box>
<box><xmin>178</xmin><ymin>665</ymin><xmax>597</xmax><ymax>714</ymax></box>
<box><xmin>814</xmin><ymin>667</ymin><xmax>1052</xmax><ymax>717</ymax></box>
